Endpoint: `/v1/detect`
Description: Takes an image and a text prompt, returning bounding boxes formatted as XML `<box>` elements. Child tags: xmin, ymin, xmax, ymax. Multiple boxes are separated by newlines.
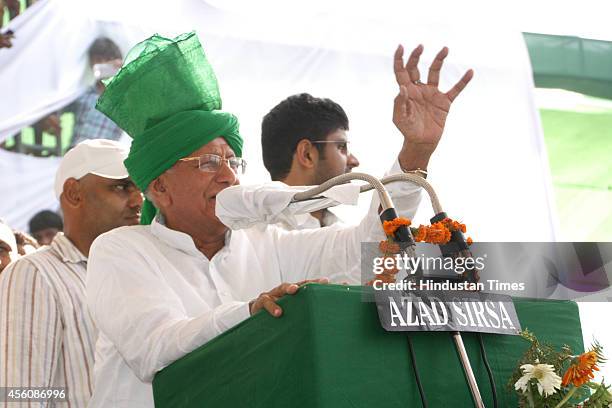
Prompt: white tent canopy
<box><xmin>0</xmin><ymin>0</ymin><xmax>557</xmax><ymax>242</ymax></box>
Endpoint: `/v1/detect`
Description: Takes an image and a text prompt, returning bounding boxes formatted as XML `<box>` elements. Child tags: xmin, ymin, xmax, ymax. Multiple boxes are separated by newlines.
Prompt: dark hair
<box><xmin>88</xmin><ymin>37</ymin><xmax>122</xmax><ymax>62</ymax></box>
<box><xmin>261</xmin><ymin>93</ymin><xmax>349</xmax><ymax>181</ymax></box>
<box><xmin>28</xmin><ymin>210</ymin><xmax>63</xmax><ymax>234</ymax></box>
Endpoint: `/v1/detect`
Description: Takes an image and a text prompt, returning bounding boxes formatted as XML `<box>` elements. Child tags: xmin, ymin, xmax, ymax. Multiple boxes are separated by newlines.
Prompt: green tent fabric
<box><xmin>524</xmin><ymin>32</ymin><xmax>612</xmax><ymax>100</ymax></box>
<box><xmin>540</xmin><ymin>107</ymin><xmax>612</xmax><ymax>240</ymax></box>
<box><xmin>153</xmin><ymin>284</ymin><xmax>584</xmax><ymax>407</ymax></box>
<box><xmin>523</xmin><ymin>31</ymin><xmax>612</xmax><ymax>240</ymax></box>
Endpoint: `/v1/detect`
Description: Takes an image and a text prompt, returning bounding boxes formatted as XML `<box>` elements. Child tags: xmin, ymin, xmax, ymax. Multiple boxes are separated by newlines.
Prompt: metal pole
<box><xmin>452</xmin><ymin>332</ymin><xmax>485</xmax><ymax>408</ymax></box>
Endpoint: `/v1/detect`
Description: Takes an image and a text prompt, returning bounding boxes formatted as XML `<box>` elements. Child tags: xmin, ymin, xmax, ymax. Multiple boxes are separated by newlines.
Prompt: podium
<box><xmin>153</xmin><ymin>284</ymin><xmax>584</xmax><ymax>407</ymax></box>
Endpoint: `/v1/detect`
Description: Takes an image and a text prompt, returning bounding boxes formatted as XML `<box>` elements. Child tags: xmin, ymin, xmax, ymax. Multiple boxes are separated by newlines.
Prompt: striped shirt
<box><xmin>0</xmin><ymin>233</ymin><xmax>96</xmax><ymax>407</ymax></box>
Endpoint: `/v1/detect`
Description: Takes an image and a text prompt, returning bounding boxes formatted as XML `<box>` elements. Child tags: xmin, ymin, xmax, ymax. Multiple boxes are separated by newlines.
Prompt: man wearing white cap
<box><xmin>0</xmin><ymin>139</ymin><xmax>142</xmax><ymax>408</ymax></box>
<box><xmin>0</xmin><ymin>219</ymin><xmax>18</xmax><ymax>274</ymax></box>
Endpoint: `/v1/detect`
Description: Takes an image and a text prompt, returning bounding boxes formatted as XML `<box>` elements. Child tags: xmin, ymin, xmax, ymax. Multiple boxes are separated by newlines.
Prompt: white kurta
<box><xmin>276</xmin><ymin>161</ymin><xmax>410</xmax><ymax>230</ymax></box>
<box><xmin>277</xmin><ymin>208</ymin><xmax>342</xmax><ymax>230</ymax></box>
<box><xmin>218</xmin><ymin>160</ymin><xmax>413</xmax><ymax>232</ymax></box>
<box><xmin>86</xmin><ymin>166</ymin><xmax>421</xmax><ymax>407</ymax></box>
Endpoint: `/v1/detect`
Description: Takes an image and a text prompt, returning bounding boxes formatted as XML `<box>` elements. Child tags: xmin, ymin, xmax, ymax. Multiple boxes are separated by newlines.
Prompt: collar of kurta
<box><xmin>51</xmin><ymin>233</ymin><xmax>87</xmax><ymax>264</ymax></box>
<box><xmin>150</xmin><ymin>213</ymin><xmax>233</xmax><ymax>260</ymax></box>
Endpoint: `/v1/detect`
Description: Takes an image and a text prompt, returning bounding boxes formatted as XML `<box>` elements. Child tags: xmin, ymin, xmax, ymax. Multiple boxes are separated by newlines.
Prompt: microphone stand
<box><xmin>292</xmin><ymin>172</ymin><xmax>486</xmax><ymax>408</ymax></box>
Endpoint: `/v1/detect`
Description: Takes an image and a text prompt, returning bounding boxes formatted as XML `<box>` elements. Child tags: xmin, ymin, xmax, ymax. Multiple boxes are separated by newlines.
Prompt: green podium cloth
<box><xmin>153</xmin><ymin>285</ymin><xmax>584</xmax><ymax>407</ymax></box>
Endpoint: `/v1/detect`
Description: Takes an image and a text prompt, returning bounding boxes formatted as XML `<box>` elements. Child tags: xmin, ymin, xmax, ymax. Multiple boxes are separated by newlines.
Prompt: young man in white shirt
<box><xmin>261</xmin><ymin>45</ymin><xmax>463</xmax><ymax>230</ymax></box>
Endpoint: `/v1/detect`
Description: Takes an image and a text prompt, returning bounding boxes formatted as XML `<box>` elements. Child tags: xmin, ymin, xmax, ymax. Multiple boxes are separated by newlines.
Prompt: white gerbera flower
<box><xmin>514</xmin><ymin>362</ymin><xmax>562</xmax><ymax>397</ymax></box>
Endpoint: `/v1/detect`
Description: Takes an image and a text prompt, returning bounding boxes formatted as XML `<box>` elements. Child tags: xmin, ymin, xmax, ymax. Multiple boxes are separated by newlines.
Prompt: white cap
<box><xmin>0</xmin><ymin>220</ymin><xmax>17</xmax><ymax>254</ymax></box>
<box><xmin>54</xmin><ymin>139</ymin><xmax>129</xmax><ymax>199</ymax></box>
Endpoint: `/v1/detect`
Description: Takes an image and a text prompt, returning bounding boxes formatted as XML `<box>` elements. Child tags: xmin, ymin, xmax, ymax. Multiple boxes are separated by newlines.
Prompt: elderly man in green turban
<box><xmin>86</xmin><ymin>32</ymin><xmax>472</xmax><ymax>407</ymax></box>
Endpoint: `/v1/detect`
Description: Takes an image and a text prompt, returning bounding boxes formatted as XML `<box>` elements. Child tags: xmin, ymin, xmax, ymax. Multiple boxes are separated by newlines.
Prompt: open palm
<box><xmin>393</xmin><ymin>44</ymin><xmax>473</xmax><ymax>147</ymax></box>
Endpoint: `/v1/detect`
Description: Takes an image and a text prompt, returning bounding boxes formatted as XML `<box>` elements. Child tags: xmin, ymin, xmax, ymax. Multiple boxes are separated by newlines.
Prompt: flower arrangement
<box><xmin>510</xmin><ymin>330</ymin><xmax>612</xmax><ymax>407</ymax></box>
<box><xmin>367</xmin><ymin>216</ymin><xmax>473</xmax><ymax>286</ymax></box>
<box><xmin>410</xmin><ymin>217</ymin><xmax>472</xmax><ymax>245</ymax></box>
<box><xmin>382</xmin><ymin>217</ymin><xmax>411</xmax><ymax>236</ymax></box>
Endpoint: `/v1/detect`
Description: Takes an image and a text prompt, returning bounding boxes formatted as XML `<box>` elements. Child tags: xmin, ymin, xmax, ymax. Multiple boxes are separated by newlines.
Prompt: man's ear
<box><xmin>61</xmin><ymin>178</ymin><xmax>83</xmax><ymax>208</ymax></box>
<box><xmin>294</xmin><ymin>139</ymin><xmax>318</xmax><ymax>169</ymax></box>
<box><xmin>149</xmin><ymin>176</ymin><xmax>171</xmax><ymax>208</ymax></box>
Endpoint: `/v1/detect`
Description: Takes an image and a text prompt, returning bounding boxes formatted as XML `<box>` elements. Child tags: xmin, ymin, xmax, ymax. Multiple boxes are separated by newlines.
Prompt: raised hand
<box><xmin>393</xmin><ymin>44</ymin><xmax>473</xmax><ymax>169</ymax></box>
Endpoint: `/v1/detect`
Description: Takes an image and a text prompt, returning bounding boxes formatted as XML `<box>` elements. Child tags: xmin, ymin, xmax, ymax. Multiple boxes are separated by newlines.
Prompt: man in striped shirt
<box><xmin>0</xmin><ymin>139</ymin><xmax>143</xmax><ymax>407</ymax></box>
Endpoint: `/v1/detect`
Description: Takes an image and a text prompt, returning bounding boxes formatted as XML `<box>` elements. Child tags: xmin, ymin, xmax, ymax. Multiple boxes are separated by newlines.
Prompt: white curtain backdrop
<box><xmin>0</xmin><ymin>0</ymin><xmax>558</xmax><ymax>242</ymax></box>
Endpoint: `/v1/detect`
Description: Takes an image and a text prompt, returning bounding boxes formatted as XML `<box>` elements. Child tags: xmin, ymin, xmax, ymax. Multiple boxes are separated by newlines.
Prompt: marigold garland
<box><xmin>369</xmin><ymin>217</ymin><xmax>473</xmax><ymax>285</ymax></box>
<box><xmin>378</xmin><ymin>240</ymin><xmax>400</xmax><ymax>254</ymax></box>
<box><xmin>441</xmin><ymin>217</ymin><xmax>467</xmax><ymax>233</ymax></box>
<box><xmin>367</xmin><ymin>222</ymin><xmax>407</xmax><ymax>286</ymax></box>
<box><xmin>410</xmin><ymin>223</ymin><xmax>451</xmax><ymax>244</ymax></box>
<box><xmin>409</xmin><ymin>217</ymin><xmax>472</xmax><ymax>245</ymax></box>
<box><xmin>382</xmin><ymin>217</ymin><xmax>411</xmax><ymax>236</ymax></box>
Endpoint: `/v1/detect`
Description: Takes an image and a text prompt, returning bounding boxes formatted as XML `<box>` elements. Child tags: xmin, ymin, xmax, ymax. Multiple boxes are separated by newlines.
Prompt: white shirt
<box><xmin>273</xmin><ymin>160</ymin><xmax>412</xmax><ymax>231</ymax></box>
<box><xmin>277</xmin><ymin>208</ymin><xmax>342</xmax><ymax>230</ymax></box>
<box><xmin>86</xmin><ymin>166</ymin><xmax>421</xmax><ymax>407</ymax></box>
<box><xmin>0</xmin><ymin>233</ymin><xmax>96</xmax><ymax>408</ymax></box>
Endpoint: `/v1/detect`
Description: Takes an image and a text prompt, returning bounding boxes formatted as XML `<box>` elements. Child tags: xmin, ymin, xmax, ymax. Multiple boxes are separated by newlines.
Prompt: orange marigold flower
<box><xmin>561</xmin><ymin>351</ymin><xmax>600</xmax><ymax>387</ymax></box>
<box><xmin>413</xmin><ymin>226</ymin><xmax>427</xmax><ymax>242</ymax></box>
<box><xmin>382</xmin><ymin>217</ymin><xmax>411</xmax><ymax>236</ymax></box>
<box><xmin>441</xmin><ymin>217</ymin><xmax>467</xmax><ymax>233</ymax></box>
<box><xmin>394</xmin><ymin>217</ymin><xmax>411</xmax><ymax>227</ymax></box>
<box><xmin>427</xmin><ymin>222</ymin><xmax>452</xmax><ymax>244</ymax></box>
<box><xmin>467</xmin><ymin>237</ymin><xmax>473</xmax><ymax>245</ymax></box>
<box><xmin>379</xmin><ymin>240</ymin><xmax>400</xmax><ymax>254</ymax></box>
<box><xmin>382</xmin><ymin>220</ymin><xmax>397</xmax><ymax>235</ymax></box>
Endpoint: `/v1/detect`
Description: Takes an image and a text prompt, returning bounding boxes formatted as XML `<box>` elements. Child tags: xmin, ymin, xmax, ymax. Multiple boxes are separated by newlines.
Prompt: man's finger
<box><xmin>295</xmin><ymin>277</ymin><xmax>330</xmax><ymax>286</ymax></box>
<box><xmin>405</xmin><ymin>44</ymin><xmax>424</xmax><ymax>83</ymax></box>
<box><xmin>392</xmin><ymin>86</ymin><xmax>409</xmax><ymax>121</ymax></box>
<box><xmin>446</xmin><ymin>69</ymin><xmax>474</xmax><ymax>102</ymax></box>
<box><xmin>267</xmin><ymin>283</ymin><xmax>299</xmax><ymax>298</ymax></box>
<box><xmin>260</xmin><ymin>294</ymin><xmax>283</xmax><ymax>317</ymax></box>
<box><xmin>393</xmin><ymin>44</ymin><xmax>408</xmax><ymax>85</ymax></box>
<box><xmin>427</xmin><ymin>47</ymin><xmax>449</xmax><ymax>87</ymax></box>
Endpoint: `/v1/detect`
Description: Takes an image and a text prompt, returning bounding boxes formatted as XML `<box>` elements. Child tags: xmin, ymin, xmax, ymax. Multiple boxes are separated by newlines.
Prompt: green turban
<box><xmin>96</xmin><ymin>32</ymin><xmax>243</xmax><ymax>225</ymax></box>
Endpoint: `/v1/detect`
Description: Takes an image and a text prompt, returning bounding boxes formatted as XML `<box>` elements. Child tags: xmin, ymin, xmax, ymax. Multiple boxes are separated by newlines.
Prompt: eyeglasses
<box><xmin>178</xmin><ymin>154</ymin><xmax>247</xmax><ymax>175</ymax></box>
<box><xmin>310</xmin><ymin>140</ymin><xmax>350</xmax><ymax>154</ymax></box>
